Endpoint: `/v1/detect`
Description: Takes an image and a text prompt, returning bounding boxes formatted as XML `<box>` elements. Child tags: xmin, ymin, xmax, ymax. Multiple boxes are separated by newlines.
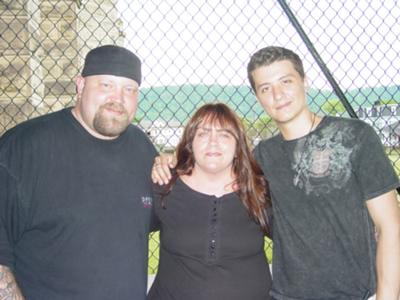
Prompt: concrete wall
<box><xmin>0</xmin><ymin>0</ymin><xmax>124</xmax><ymax>134</ymax></box>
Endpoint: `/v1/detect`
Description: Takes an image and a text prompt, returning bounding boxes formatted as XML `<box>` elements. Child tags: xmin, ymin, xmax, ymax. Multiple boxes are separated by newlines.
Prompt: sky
<box><xmin>116</xmin><ymin>0</ymin><xmax>400</xmax><ymax>90</ymax></box>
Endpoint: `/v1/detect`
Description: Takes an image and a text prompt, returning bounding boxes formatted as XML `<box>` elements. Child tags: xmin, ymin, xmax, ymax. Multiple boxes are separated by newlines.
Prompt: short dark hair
<box><xmin>247</xmin><ymin>46</ymin><xmax>305</xmax><ymax>91</ymax></box>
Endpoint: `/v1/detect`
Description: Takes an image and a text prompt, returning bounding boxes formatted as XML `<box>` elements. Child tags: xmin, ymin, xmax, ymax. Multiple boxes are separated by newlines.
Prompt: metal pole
<box><xmin>276</xmin><ymin>0</ymin><xmax>358</xmax><ymax>119</ymax></box>
<box><xmin>277</xmin><ymin>0</ymin><xmax>400</xmax><ymax>195</ymax></box>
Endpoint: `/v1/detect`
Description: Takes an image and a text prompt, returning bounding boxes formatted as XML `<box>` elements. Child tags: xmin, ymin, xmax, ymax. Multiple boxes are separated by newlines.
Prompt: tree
<box><xmin>376</xmin><ymin>99</ymin><xmax>398</xmax><ymax>105</ymax></box>
<box><xmin>322</xmin><ymin>99</ymin><xmax>346</xmax><ymax>116</ymax></box>
<box><xmin>243</xmin><ymin>116</ymin><xmax>278</xmax><ymax>146</ymax></box>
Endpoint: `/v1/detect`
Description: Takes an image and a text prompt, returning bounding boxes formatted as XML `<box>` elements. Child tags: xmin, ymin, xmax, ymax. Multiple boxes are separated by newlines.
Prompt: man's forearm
<box><xmin>0</xmin><ymin>265</ymin><xmax>24</xmax><ymax>300</ymax></box>
<box><xmin>366</xmin><ymin>191</ymin><xmax>400</xmax><ymax>300</ymax></box>
<box><xmin>375</xmin><ymin>229</ymin><xmax>400</xmax><ymax>300</ymax></box>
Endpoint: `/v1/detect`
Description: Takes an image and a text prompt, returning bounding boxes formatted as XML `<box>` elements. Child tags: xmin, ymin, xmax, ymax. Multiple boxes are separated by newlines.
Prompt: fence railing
<box><xmin>1</xmin><ymin>0</ymin><xmax>399</xmax><ymax>274</ymax></box>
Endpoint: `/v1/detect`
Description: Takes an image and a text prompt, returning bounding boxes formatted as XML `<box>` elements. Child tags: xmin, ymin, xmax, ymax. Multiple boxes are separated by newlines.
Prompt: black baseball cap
<box><xmin>82</xmin><ymin>45</ymin><xmax>142</xmax><ymax>85</ymax></box>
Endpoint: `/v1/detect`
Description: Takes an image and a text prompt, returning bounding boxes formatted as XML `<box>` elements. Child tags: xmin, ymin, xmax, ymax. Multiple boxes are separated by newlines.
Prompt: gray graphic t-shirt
<box><xmin>254</xmin><ymin>116</ymin><xmax>399</xmax><ymax>300</ymax></box>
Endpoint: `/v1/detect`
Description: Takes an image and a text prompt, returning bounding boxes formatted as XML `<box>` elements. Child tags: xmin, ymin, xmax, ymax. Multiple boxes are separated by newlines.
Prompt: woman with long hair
<box><xmin>148</xmin><ymin>103</ymin><xmax>272</xmax><ymax>300</ymax></box>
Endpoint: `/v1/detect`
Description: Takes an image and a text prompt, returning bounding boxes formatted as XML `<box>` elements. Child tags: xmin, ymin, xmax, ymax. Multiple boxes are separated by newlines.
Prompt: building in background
<box><xmin>0</xmin><ymin>0</ymin><xmax>123</xmax><ymax>134</ymax></box>
<box><xmin>357</xmin><ymin>103</ymin><xmax>400</xmax><ymax>147</ymax></box>
<box><xmin>140</xmin><ymin>119</ymin><xmax>184</xmax><ymax>151</ymax></box>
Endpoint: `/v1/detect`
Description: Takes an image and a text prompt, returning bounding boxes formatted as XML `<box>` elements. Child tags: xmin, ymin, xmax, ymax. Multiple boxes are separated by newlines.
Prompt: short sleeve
<box><xmin>252</xmin><ymin>140</ymin><xmax>275</xmax><ymax>179</ymax></box>
<box><xmin>0</xmin><ymin>165</ymin><xmax>18</xmax><ymax>268</ymax></box>
<box><xmin>354</xmin><ymin>124</ymin><xmax>399</xmax><ymax>201</ymax></box>
<box><xmin>150</xmin><ymin>182</ymin><xmax>165</xmax><ymax>232</ymax></box>
<box><xmin>253</xmin><ymin>142</ymin><xmax>264</xmax><ymax>170</ymax></box>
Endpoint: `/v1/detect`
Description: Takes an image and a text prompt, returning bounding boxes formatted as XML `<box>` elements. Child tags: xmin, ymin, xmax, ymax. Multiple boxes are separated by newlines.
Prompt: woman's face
<box><xmin>192</xmin><ymin>121</ymin><xmax>237</xmax><ymax>176</ymax></box>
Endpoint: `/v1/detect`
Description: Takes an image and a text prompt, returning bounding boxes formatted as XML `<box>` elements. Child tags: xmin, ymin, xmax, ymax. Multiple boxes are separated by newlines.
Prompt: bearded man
<box><xmin>0</xmin><ymin>45</ymin><xmax>157</xmax><ymax>300</ymax></box>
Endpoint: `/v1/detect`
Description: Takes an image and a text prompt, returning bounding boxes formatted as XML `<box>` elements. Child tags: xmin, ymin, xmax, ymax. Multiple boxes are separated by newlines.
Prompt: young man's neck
<box><xmin>278</xmin><ymin>110</ymin><xmax>320</xmax><ymax>141</ymax></box>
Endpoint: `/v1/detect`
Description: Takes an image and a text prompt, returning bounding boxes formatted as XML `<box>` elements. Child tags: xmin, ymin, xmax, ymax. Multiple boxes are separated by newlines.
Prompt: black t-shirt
<box><xmin>254</xmin><ymin>116</ymin><xmax>399</xmax><ymax>300</ymax></box>
<box><xmin>148</xmin><ymin>178</ymin><xmax>272</xmax><ymax>300</ymax></box>
<box><xmin>0</xmin><ymin>108</ymin><xmax>157</xmax><ymax>300</ymax></box>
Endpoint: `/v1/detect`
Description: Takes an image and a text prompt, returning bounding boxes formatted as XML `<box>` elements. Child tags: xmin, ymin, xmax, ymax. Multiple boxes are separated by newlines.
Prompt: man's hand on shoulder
<box><xmin>151</xmin><ymin>153</ymin><xmax>176</xmax><ymax>185</ymax></box>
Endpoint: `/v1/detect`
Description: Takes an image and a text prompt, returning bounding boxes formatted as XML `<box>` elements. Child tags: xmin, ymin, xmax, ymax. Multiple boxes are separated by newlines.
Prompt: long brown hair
<box><xmin>163</xmin><ymin>102</ymin><xmax>271</xmax><ymax>234</ymax></box>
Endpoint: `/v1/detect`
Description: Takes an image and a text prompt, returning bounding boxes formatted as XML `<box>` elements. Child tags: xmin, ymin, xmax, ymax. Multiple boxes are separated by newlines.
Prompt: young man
<box><xmin>152</xmin><ymin>46</ymin><xmax>400</xmax><ymax>299</ymax></box>
<box><xmin>0</xmin><ymin>45</ymin><xmax>157</xmax><ymax>299</ymax></box>
<box><xmin>247</xmin><ymin>46</ymin><xmax>400</xmax><ymax>300</ymax></box>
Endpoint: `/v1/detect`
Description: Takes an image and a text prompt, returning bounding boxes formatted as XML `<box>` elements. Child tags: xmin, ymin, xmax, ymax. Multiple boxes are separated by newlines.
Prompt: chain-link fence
<box><xmin>1</xmin><ymin>0</ymin><xmax>399</xmax><ymax>275</ymax></box>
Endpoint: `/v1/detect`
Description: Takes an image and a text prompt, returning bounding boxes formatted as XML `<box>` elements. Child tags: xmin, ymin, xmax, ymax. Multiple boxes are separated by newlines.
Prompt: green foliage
<box><xmin>376</xmin><ymin>99</ymin><xmax>398</xmax><ymax>105</ymax></box>
<box><xmin>138</xmin><ymin>84</ymin><xmax>261</xmax><ymax>123</ymax></box>
<box><xmin>244</xmin><ymin>116</ymin><xmax>278</xmax><ymax>142</ymax></box>
<box><xmin>148</xmin><ymin>232</ymin><xmax>160</xmax><ymax>274</ymax></box>
<box><xmin>321</xmin><ymin>99</ymin><xmax>346</xmax><ymax>115</ymax></box>
<box><xmin>132</xmin><ymin>116</ymin><xmax>142</xmax><ymax>124</ymax></box>
<box><xmin>137</xmin><ymin>83</ymin><xmax>400</xmax><ymax>122</ymax></box>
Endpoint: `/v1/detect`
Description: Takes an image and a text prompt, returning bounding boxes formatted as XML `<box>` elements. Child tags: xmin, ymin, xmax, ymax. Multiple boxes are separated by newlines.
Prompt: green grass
<box><xmin>264</xmin><ymin>237</ymin><xmax>273</xmax><ymax>262</ymax></box>
<box><xmin>148</xmin><ymin>232</ymin><xmax>160</xmax><ymax>275</ymax></box>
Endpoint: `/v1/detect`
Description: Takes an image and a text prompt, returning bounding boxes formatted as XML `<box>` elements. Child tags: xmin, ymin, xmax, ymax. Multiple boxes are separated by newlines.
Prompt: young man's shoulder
<box><xmin>322</xmin><ymin>116</ymin><xmax>380</xmax><ymax>145</ymax></box>
<box><xmin>253</xmin><ymin>115</ymin><xmax>375</xmax><ymax>153</ymax></box>
<box><xmin>324</xmin><ymin>115</ymin><xmax>373</xmax><ymax>131</ymax></box>
<box><xmin>255</xmin><ymin>133</ymin><xmax>282</xmax><ymax>150</ymax></box>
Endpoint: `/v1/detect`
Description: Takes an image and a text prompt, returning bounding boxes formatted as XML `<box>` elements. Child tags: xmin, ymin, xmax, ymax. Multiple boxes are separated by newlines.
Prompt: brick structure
<box><xmin>0</xmin><ymin>0</ymin><xmax>124</xmax><ymax>134</ymax></box>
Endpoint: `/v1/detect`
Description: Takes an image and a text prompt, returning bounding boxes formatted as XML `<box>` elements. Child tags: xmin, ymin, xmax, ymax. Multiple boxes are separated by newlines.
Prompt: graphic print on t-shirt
<box><xmin>141</xmin><ymin>196</ymin><xmax>153</xmax><ymax>208</ymax></box>
<box><xmin>292</xmin><ymin>123</ymin><xmax>358</xmax><ymax>195</ymax></box>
